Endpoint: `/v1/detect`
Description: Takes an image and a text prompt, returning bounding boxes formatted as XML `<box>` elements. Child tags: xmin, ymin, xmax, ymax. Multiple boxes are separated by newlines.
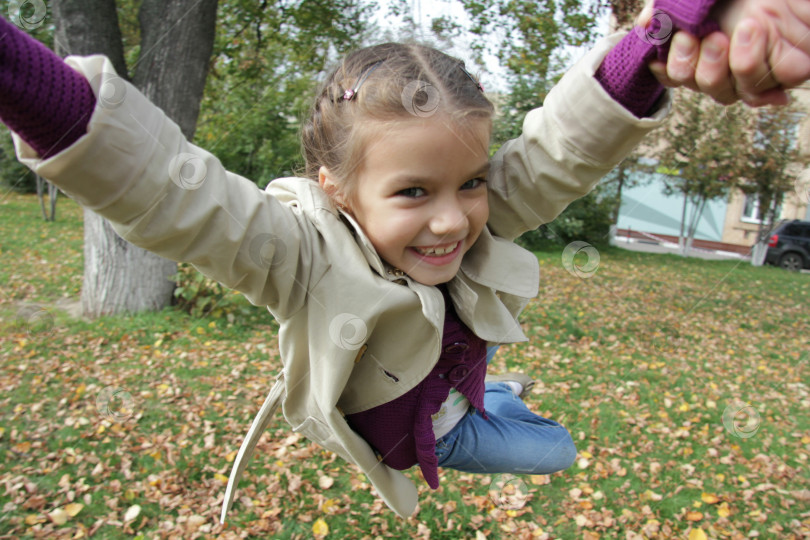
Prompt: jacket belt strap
<box><xmin>220</xmin><ymin>375</ymin><xmax>285</xmax><ymax>523</ymax></box>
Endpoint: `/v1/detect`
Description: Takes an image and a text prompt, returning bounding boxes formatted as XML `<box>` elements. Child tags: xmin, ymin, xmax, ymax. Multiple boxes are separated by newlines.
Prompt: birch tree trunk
<box><xmin>52</xmin><ymin>0</ymin><xmax>218</xmax><ymax>317</ymax></box>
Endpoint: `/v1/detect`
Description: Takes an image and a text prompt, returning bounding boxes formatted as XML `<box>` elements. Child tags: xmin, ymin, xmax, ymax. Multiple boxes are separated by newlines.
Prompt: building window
<box><xmin>741</xmin><ymin>194</ymin><xmax>781</xmax><ymax>224</ymax></box>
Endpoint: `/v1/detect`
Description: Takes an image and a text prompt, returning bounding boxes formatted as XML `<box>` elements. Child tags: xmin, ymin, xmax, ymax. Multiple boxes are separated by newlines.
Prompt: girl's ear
<box><xmin>318</xmin><ymin>166</ymin><xmax>349</xmax><ymax>211</ymax></box>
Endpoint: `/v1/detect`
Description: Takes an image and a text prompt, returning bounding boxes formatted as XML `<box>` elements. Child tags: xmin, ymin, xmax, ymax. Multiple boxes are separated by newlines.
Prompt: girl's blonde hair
<box><xmin>301</xmin><ymin>42</ymin><xmax>494</xmax><ymax>202</ymax></box>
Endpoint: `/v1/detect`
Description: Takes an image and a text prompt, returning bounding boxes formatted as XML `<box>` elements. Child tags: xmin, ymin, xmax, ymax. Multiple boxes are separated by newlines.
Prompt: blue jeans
<box><xmin>435</xmin><ymin>346</ymin><xmax>576</xmax><ymax>475</ymax></box>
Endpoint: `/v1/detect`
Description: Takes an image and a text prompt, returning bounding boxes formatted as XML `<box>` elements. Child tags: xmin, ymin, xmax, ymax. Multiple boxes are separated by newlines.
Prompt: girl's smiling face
<box><xmin>321</xmin><ymin>115</ymin><xmax>491</xmax><ymax>286</ymax></box>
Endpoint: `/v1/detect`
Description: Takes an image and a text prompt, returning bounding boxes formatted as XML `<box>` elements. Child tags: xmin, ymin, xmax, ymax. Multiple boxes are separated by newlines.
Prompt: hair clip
<box><xmin>459</xmin><ymin>64</ymin><xmax>484</xmax><ymax>93</ymax></box>
<box><xmin>342</xmin><ymin>61</ymin><xmax>383</xmax><ymax>101</ymax></box>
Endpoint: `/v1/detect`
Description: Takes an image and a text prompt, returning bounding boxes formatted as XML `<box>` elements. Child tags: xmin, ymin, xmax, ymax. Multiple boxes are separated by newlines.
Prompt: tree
<box><xmin>735</xmin><ymin>103</ymin><xmax>807</xmax><ymax>264</ymax></box>
<box><xmin>195</xmin><ymin>1</ymin><xmax>371</xmax><ymax>187</ymax></box>
<box><xmin>52</xmin><ymin>0</ymin><xmax>217</xmax><ymax>317</ymax></box>
<box><xmin>49</xmin><ymin>0</ymin><xmax>371</xmax><ymax>316</ymax></box>
<box><xmin>656</xmin><ymin>89</ymin><xmax>748</xmax><ymax>255</ymax></box>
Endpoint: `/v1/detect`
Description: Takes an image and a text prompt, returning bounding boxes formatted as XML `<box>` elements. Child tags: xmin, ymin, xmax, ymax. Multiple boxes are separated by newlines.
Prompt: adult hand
<box><xmin>643</xmin><ymin>0</ymin><xmax>810</xmax><ymax>107</ymax></box>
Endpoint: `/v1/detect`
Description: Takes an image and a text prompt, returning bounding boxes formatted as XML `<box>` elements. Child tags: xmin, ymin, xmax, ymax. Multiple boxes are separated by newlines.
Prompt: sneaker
<box><xmin>484</xmin><ymin>372</ymin><xmax>535</xmax><ymax>398</ymax></box>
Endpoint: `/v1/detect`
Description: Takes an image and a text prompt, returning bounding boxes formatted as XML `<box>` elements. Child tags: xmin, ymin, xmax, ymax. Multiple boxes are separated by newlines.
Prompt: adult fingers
<box><xmin>728</xmin><ymin>18</ymin><xmax>776</xmax><ymax>101</ymax></box>
<box><xmin>665</xmin><ymin>31</ymin><xmax>701</xmax><ymax>92</ymax></box>
<box><xmin>694</xmin><ymin>32</ymin><xmax>737</xmax><ymax>105</ymax></box>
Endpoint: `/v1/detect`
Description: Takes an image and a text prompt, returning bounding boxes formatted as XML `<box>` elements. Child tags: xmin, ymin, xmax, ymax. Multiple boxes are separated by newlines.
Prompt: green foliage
<box><xmin>194</xmin><ymin>0</ymin><xmax>374</xmax><ymax>186</ymax></box>
<box><xmin>0</xmin><ymin>130</ymin><xmax>35</xmax><ymax>193</ymax></box>
<box><xmin>517</xmin><ymin>182</ymin><xmax>618</xmax><ymax>249</ymax></box>
<box><xmin>172</xmin><ymin>263</ymin><xmax>233</xmax><ymax>319</ymax></box>
<box><xmin>734</xmin><ymin>102</ymin><xmax>808</xmax><ymax>237</ymax></box>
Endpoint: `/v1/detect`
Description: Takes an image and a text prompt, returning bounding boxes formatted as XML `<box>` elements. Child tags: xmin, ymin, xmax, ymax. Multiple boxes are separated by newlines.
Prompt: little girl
<box><xmin>1</xmin><ymin>0</ymin><xmax>807</xmax><ymax>522</ymax></box>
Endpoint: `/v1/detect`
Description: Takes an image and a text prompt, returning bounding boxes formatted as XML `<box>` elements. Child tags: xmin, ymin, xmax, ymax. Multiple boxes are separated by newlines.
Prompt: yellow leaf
<box><xmin>312</xmin><ymin>518</ymin><xmax>329</xmax><ymax>536</ymax></box>
<box><xmin>24</xmin><ymin>514</ymin><xmax>44</xmax><ymax>526</ymax></box>
<box><xmin>196</xmin><ymin>327</ymin><xmax>205</xmax><ymax>334</ymax></box>
<box><xmin>0</xmin><ymin>427</ymin><xmax>4</xmax><ymax>439</ymax></box>
<box><xmin>701</xmin><ymin>493</ymin><xmax>720</xmax><ymax>504</ymax></box>
<box><xmin>48</xmin><ymin>508</ymin><xmax>69</xmax><ymax>526</ymax></box>
<box><xmin>530</xmin><ymin>475</ymin><xmax>550</xmax><ymax>485</ymax></box>
<box><xmin>214</xmin><ymin>473</ymin><xmax>229</xmax><ymax>483</ymax></box>
<box><xmin>717</xmin><ymin>502</ymin><xmax>731</xmax><ymax>517</ymax></box>
<box><xmin>685</xmin><ymin>511</ymin><xmax>703</xmax><ymax>522</ymax></box>
<box><xmin>322</xmin><ymin>498</ymin><xmax>338</xmax><ymax>514</ymax></box>
<box><xmin>65</xmin><ymin>503</ymin><xmax>83</xmax><ymax>517</ymax></box>
<box><xmin>225</xmin><ymin>450</ymin><xmax>238</xmax><ymax>462</ymax></box>
<box><xmin>689</xmin><ymin>528</ymin><xmax>708</xmax><ymax>540</ymax></box>
<box><xmin>679</xmin><ymin>403</ymin><xmax>689</xmax><ymax>412</ymax></box>
<box><xmin>579</xmin><ymin>450</ymin><xmax>593</xmax><ymax>459</ymax></box>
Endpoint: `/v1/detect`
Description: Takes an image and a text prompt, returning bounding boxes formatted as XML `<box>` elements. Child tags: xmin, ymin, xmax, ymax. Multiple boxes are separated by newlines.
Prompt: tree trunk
<box><xmin>53</xmin><ymin>0</ymin><xmax>218</xmax><ymax>317</ymax></box>
<box><xmin>678</xmin><ymin>193</ymin><xmax>688</xmax><ymax>255</ymax></box>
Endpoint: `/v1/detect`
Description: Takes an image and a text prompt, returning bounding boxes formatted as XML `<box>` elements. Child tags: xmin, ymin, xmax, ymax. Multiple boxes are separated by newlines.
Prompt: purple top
<box><xmin>0</xmin><ymin>16</ymin><xmax>95</xmax><ymax>158</ymax></box>
<box><xmin>346</xmin><ymin>287</ymin><xmax>487</xmax><ymax>489</ymax></box>
<box><xmin>595</xmin><ymin>0</ymin><xmax>720</xmax><ymax>117</ymax></box>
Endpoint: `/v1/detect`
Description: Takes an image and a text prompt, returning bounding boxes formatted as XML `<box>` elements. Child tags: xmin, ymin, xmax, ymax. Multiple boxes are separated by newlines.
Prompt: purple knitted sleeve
<box><xmin>595</xmin><ymin>0</ymin><xmax>721</xmax><ymax>118</ymax></box>
<box><xmin>0</xmin><ymin>17</ymin><xmax>96</xmax><ymax>158</ymax></box>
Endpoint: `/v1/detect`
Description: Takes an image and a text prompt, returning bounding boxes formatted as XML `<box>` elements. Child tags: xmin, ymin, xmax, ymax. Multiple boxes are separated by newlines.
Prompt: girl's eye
<box><xmin>397</xmin><ymin>187</ymin><xmax>426</xmax><ymax>198</ymax></box>
<box><xmin>461</xmin><ymin>177</ymin><xmax>486</xmax><ymax>190</ymax></box>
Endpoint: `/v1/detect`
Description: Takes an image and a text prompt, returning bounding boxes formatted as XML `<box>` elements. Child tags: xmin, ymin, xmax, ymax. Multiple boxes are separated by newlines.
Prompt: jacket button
<box><xmin>448</xmin><ymin>364</ymin><xmax>469</xmax><ymax>384</ymax></box>
<box><xmin>444</xmin><ymin>341</ymin><xmax>469</xmax><ymax>354</ymax></box>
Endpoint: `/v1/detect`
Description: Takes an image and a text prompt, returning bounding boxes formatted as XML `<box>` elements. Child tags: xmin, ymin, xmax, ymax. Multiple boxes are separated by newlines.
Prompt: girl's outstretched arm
<box><xmin>0</xmin><ymin>17</ymin><xmax>315</xmax><ymax>316</ymax></box>
<box><xmin>0</xmin><ymin>16</ymin><xmax>95</xmax><ymax>156</ymax></box>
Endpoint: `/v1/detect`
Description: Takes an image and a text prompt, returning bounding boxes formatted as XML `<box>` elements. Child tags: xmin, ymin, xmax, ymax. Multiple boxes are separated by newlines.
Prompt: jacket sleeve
<box><xmin>13</xmin><ymin>55</ymin><xmax>313</xmax><ymax>316</ymax></box>
<box><xmin>486</xmin><ymin>34</ymin><xmax>671</xmax><ymax>241</ymax></box>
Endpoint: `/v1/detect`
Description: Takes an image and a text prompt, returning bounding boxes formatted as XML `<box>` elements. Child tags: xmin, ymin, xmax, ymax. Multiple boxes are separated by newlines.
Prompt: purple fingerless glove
<box><xmin>595</xmin><ymin>0</ymin><xmax>721</xmax><ymax>118</ymax></box>
<box><xmin>0</xmin><ymin>16</ymin><xmax>96</xmax><ymax>158</ymax></box>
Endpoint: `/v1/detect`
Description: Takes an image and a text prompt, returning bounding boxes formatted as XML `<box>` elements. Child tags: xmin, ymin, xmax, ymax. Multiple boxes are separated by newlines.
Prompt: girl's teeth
<box><xmin>417</xmin><ymin>242</ymin><xmax>458</xmax><ymax>256</ymax></box>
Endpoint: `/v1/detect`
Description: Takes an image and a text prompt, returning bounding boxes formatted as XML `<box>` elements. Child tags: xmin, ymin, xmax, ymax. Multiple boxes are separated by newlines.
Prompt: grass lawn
<box><xmin>1</xmin><ymin>192</ymin><xmax>808</xmax><ymax>539</ymax></box>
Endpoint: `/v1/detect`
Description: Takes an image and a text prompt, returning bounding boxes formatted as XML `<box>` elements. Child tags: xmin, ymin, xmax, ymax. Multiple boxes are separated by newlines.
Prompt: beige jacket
<box><xmin>15</xmin><ymin>34</ymin><xmax>668</xmax><ymax>520</ymax></box>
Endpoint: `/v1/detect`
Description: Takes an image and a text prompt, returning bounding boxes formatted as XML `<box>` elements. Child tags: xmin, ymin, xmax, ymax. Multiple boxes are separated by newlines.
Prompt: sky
<box><xmin>371</xmin><ymin>0</ymin><xmax>613</xmax><ymax>92</ymax></box>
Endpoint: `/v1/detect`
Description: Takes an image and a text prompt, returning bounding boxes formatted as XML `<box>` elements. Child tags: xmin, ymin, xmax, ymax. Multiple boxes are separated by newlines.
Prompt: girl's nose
<box><xmin>430</xmin><ymin>197</ymin><xmax>469</xmax><ymax>237</ymax></box>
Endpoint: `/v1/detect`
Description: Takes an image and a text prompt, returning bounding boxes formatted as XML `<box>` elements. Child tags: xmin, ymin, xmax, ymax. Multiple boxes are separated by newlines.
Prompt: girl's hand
<box><xmin>644</xmin><ymin>0</ymin><xmax>810</xmax><ymax>106</ymax></box>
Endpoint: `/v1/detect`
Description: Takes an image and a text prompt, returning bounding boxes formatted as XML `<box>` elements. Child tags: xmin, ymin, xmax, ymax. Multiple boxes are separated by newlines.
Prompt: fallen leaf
<box><xmin>685</xmin><ymin>511</ymin><xmax>704</xmax><ymax>522</ymax></box>
<box><xmin>64</xmin><ymin>503</ymin><xmax>83</xmax><ymax>517</ymax></box>
<box><xmin>48</xmin><ymin>508</ymin><xmax>68</xmax><ymax>526</ymax></box>
<box><xmin>688</xmin><ymin>528</ymin><xmax>708</xmax><ymax>540</ymax></box>
<box><xmin>123</xmin><ymin>505</ymin><xmax>141</xmax><ymax>522</ymax></box>
<box><xmin>312</xmin><ymin>517</ymin><xmax>329</xmax><ymax>536</ymax></box>
<box><xmin>318</xmin><ymin>475</ymin><xmax>334</xmax><ymax>490</ymax></box>
<box><xmin>701</xmin><ymin>493</ymin><xmax>720</xmax><ymax>504</ymax></box>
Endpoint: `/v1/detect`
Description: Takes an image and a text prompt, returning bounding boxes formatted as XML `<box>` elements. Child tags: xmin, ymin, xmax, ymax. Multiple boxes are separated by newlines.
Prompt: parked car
<box><xmin>765</xmin><ymin>220</ymin><xmax>810</xmax><ymax>271</ymax></box>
